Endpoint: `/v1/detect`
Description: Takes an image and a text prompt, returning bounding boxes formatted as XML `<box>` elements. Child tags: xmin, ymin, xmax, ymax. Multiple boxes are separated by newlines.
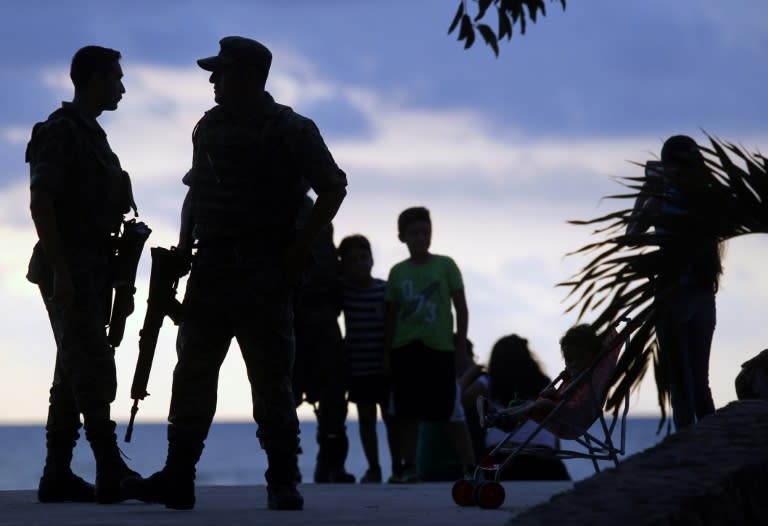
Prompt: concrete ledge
<box><xmin>508</xmin><ymin>400</ymin><xmax>768</xmax><ymax>525</ymax></box>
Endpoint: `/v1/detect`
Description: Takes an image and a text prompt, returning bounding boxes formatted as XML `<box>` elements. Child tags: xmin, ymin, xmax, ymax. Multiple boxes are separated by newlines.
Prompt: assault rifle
<box><xmin>124</xmin><ymin>246</ymin><xmax>185</xmax><ymax>442</ymax></box>
<box><xmin>107</xmin><ymin>219</ymin><xmax>152</xmax><ymax>348</ymax></box>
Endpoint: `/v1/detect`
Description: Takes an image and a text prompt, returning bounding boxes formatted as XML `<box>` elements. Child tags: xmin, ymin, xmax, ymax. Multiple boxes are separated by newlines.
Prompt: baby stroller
<box><xmin>452</xmin><ymin>325</ymin><xmax>629</xmax><ymax>509</ymax></box>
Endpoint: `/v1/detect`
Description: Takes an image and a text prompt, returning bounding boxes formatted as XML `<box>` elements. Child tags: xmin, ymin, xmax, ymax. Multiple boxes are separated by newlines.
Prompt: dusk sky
<box><xmin>1</xmin><ymin>1</ymin><xmax>767</xmax><ymax>424</ymax></box>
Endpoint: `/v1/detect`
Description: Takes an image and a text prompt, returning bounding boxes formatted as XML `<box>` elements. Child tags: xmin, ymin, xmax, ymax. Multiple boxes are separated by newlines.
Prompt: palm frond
<box><xmin>560</xmin><ymin>136</ymin><xmax>768</xmax><ymax>428</ymax></box>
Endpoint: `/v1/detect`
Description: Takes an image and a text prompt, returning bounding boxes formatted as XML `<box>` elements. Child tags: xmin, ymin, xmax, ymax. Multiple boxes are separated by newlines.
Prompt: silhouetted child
<box><xmin>484</xmin><ymin>324</ymin><xmax>612</xmax><ymax>439</ymax></box>
<box><xmin>482</xmin><ymin>334</ymin><xmax>570</xmax><ymax>480</ymax></box>
<box><xmin>337</xmin><ymin>234</ymin><xmax>399</xmax><ymax>483</ymax></box>
<box><xmin>384</xmin><ymin>206</ymin><xmax>475</xmax><ymax>482</ymax></box>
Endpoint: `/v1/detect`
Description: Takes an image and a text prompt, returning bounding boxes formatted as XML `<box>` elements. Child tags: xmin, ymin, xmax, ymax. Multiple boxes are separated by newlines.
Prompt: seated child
<box><xmin>483</xmin><ymin>324</ymin><xmax>618</xmax><ymax>440</ymax></box>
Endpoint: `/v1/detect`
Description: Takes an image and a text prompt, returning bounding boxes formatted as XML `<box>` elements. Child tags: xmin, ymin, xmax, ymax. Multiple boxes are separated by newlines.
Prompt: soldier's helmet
<box><xmin>197</xmin><ymin>36</ymin><xmax>272</xmax><ymax>77</ymax></box>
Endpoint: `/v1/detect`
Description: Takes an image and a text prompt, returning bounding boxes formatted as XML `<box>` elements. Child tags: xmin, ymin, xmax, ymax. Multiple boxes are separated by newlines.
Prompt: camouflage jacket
<box><xmin>184</xmin><ymin>92</ymin><xmax>347</xmax><ymax>249</ymax></box>
<box><xmin>26</xmin><ymin>102</ymin><xmax>134</xmax><ymax>283</ymax></box>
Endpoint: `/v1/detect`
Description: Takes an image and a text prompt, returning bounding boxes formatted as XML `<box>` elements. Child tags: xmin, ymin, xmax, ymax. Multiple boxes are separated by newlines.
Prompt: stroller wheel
<box><xmin>475</xmin><ymin>481</ymin><xmax>505</xmax><ymax>509</ymax></box>
<box><xmin>451</xmin><ymin>479</ymin><xmax>476</xmax><ymax>506</ymax></box>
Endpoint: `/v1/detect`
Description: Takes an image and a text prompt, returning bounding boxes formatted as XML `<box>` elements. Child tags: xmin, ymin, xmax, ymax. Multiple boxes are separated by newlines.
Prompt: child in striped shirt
<box><xmin>338</xmin><ymin>234</ymin><xmax>399</xmax><ymax>483</ymax></box>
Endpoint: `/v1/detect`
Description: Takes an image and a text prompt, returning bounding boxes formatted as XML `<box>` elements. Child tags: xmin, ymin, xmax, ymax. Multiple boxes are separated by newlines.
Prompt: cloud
<box><xmin>335</xmin><ymin>87</ymin><xmax>652</xmax><ymax>184</ymax></box>
<box><xmin>690</xmin><ymin>0</ymin><xmax>768</xmax><ymax>50</ymax></box>
<box><xmin>2</xmin><ymin>127</ymin><xmax>28</xmax><ymax>146</ymax></box>
<box><xmin>0</xmin><ymin>181</ymin><xmax>37</xmax><ymax>289</ymax></box>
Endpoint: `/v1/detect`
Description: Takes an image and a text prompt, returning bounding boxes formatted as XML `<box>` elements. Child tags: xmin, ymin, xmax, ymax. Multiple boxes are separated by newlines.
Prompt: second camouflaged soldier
<box><xmin>125</xmin><ymin>36</ymin><xmax>347</xmax><ymax>511</ymax></box>
<box><xmin>292</xmin><ymin>192</ymin><xmax>356</xmax><ymax>483</ymax></box>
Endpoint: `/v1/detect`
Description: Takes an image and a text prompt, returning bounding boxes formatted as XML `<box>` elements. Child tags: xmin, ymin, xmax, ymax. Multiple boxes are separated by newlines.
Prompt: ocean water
<box><xmin>0</xmin><ymin>417</ymin><xmax>667</xmax><ymax>490</ymax></box>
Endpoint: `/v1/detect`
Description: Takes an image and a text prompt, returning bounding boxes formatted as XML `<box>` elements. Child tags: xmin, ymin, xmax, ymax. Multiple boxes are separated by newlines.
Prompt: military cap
<box><xmin>197</xmin><ymin>36</ymin><xmax>272</xmax><ymax>75</ymax></box>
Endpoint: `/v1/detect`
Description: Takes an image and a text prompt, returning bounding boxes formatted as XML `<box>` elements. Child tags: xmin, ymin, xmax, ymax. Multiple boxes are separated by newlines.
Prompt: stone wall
<box><xmin>508</xmin><ymin>400</ymin><xmax>768</xmax><ymax>525</ymax></box>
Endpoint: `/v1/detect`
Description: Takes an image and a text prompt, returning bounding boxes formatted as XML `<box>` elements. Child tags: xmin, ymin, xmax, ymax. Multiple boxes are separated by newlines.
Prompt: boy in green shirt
<box><xmin>384</xmin><ymin>206</ymin><xmax>475</xmax><ymax>481</ymax></box>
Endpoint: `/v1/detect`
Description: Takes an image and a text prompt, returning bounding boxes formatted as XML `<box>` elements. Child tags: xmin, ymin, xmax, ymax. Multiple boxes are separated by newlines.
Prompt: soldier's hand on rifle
<box><xmin>112</xmin><ymin>285</ymin><xmax>135</xmax><ymax>319</ymax></box>
<box><xmin>174</xmin><ymin>245</ymin><xmax>193</xmax><ymax>278</ymax></box>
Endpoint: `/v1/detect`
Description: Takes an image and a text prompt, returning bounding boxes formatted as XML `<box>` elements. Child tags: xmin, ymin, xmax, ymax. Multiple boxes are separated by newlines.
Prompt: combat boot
<box><xmin>314</xmin><ymin>459</ymin><xmax>356</xmax><ymax>483</ymax></box>
<box><xmin>267</xmin><ymin>485</ymin><xmax>304</xmax><ymax>510</ymax></box>
<box><xmin>121</xmin><ymin>441</ymin><xmax>199</xmax><ymax>510</ymax></box>
<box><xmin>38</xmin><ymin>425</ymin><xmax>94</xmax><ymax>502</ymax></box>
<box><xmin>121</xmin><ymin>466</ymin><xmax>195</xmax><ymax>510</ymax></box>
<box><xmin>38</xmin><ymin>465</ymin><xmax>95</xmax><ymax>503</ymax></box>
<box><xmin>313</xmin><ymin>457</ymin><xmax>330</xmax><ymax>483</ymax></box>
<box><xmin>315</xmin><ymin>433</ymin><xmax>355</xmax><ymax>483</ymax></box>
<box><xmin>87</xmin><ymin>421</ymin><xmax>141</xmax><ymax>504</ymax></box>
<box><xmin>92</xmin><ymin>443</ymin><xmax>142</xmax><ymax>504</ymax></box>
<box><xmin>265</xmin><ymin>450</ymin><xmax>304</xmax><ymax>510</ymax></box>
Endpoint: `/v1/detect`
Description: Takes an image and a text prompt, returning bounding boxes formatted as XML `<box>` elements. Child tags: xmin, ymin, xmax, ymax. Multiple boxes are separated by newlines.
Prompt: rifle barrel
<box><xmin>124</xmin><ymin>399</ymin><xmax>140</xmax><ymax>443</ymax></box>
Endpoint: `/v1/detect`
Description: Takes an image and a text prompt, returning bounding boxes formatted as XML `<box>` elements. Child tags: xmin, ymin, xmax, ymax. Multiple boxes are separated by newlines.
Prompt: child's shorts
<box><xmin>390</xmin><ymin>341</ymin><xmax>455</xmax><ymax>421</ymax></box>
<box><xmin>347</xmin><ymin>374</ymin><xmax>390</xmax><ymax>406</ymax></box>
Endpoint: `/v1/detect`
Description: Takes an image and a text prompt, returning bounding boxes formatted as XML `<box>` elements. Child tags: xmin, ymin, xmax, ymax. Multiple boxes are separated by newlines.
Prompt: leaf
<box><xmin>510</xmin><ymin>4</ymin><xmax>522</xmax><ymax>24</ymax></box>
<box><xmin>451</xmin><ymin>0</ymin><xmax>563</xmax><ymax>52</ymax></box>
<box><xmin>559</xmin><ymin>134</ymin><xmax>768</xmax><ymax>423</ymax></box>
<box><xmin>501</xmin><ymin>0</ymin><xmax>522</xmax><ymax>23</ymax></box>
<box><xmin>465</xmin><ymin>24</ymin><xmax>476</xmax><ymax>49</ymax></box>
<box><xmin>525</xmin><ymin>0</ymin><xmax>543</xmax><ymax>22</ymax></box>
<box><xmin>475</xmin><ymin>0</ymin><xmax>494</xmax><ymax>22</ymax></box>
<box><xmin>458</xmin><ymin>13</ymin><xmax>471</xmax><ymax>41</ymax></box>
<box><xmin>477</xmin><ymin>24</ymin><xmax>500</xmax><ymax>56</ymax></box>
<box><xmin>448</xmin><ymin>1</ymin><xmax>464</xmax><ymax>34</ymax></box>
<box><xmin>459</xmin><ymin>14</ymin><xmax>476</xmax><ymax>48</ymax></box>
<box><xmin>498</xmin><ymin>8</ymin><xmax>513</xmax><ymax>40</ymax></box>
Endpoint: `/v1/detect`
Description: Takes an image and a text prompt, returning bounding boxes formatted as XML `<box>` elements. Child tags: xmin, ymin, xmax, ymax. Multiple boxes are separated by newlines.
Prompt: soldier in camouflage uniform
<box><xmin>292</xmin><ymin>193</ymin><xmax>355</xmax><ymax>483</ymax></box>
<box><xmin>125</xmin><ymin>36</ymin><xmax>347</xmax><ymax>511</ymax></box>
<box><xmin>27</xmin><ymin>45</ymin><xmax>142</xmax><ymax>504</ymax></box>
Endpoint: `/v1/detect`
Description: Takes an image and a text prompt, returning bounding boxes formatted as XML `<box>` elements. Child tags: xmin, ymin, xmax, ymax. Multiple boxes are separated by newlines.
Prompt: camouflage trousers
<box><xmin>39</xmin><ymin>265</ymin><xmax>117</xmax><ymax>448</ymax></box>
<box><xmin>292</xmin><ymin>303</ymin><xmax>351</xmax><ymax>475</ymax></box>
<box><xmin>293</xmin><ymin>303</ymin><xmax>348</xmax><ymax>430</ymax></box>
<box><xmin>168</xmin><ymin>265</ymin><xmax>300</xmax><ymax>462</ymax></box>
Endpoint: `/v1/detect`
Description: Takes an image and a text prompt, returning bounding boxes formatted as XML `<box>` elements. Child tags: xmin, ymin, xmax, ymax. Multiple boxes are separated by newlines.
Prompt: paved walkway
<box><xmin>8</xmin><ymin>402</ymin><xmax>766</xmax><ymax>525</ymax></box>
<box><xmin>0</xmin><ymin>481</ymin><xmax>573</xmax><ymax>526</ymax></box>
